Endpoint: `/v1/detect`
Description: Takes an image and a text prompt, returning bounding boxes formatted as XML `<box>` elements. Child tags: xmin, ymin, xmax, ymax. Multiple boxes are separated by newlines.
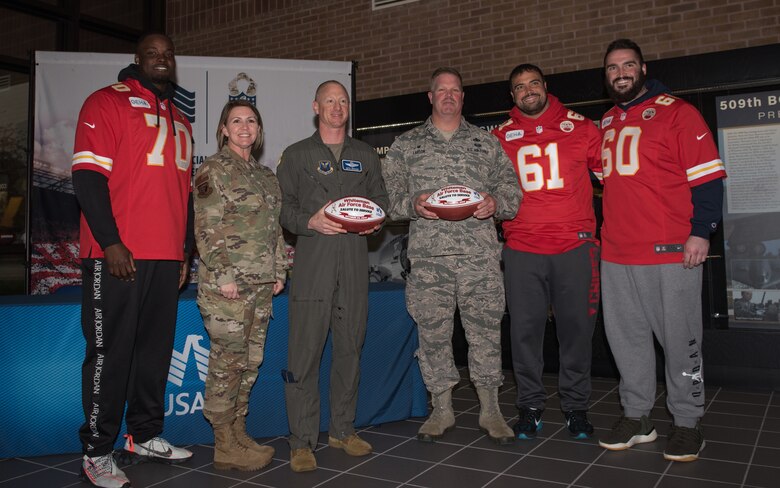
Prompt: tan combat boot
<box><xmin>417</xmin><ymin>389</ymin><xmax>456</xmax><ymax>442</ymax></box>
<box><xmin>290</xmin><ymin>447</ymin><xmax>317</xmax><ymax>472</ymax></box>
<box><xmin>213</xmin><ymin>424</ymin><xmax>273</xmax><ymax>471</ymax></box>
<box><xmin>476</xmin><ymin>386</ymin><xmax>515</xmax><ymax>445</ymax></box>
<box><xmin>232</xmin><ymin>416</ymin><xmax>275</xmax><ymax>462</ymax></box>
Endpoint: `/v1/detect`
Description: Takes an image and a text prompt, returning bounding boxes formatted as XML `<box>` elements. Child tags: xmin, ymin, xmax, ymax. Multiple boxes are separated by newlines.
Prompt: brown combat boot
<box><xmin>232</xmin><ymin>416</ymin><xmax>275</xmax><ymax>460</ymax></box>
<box><xmin>213</xmin><ymin>424</ymin><xmax>273</xmax><ymax>471</ymax></box>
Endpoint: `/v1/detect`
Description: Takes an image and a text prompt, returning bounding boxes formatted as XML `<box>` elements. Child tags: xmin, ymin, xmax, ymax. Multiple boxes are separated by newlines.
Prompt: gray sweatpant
<box><xmin>601</xmin><ymin>261</ymin><xmax>704</xmax><ymax>428</ymax></box>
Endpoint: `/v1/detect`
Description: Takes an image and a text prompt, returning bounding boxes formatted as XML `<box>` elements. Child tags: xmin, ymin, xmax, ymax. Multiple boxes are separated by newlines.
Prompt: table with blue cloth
<box><xmin>0</xmin><ymin>282</ymin><xmax>427</xmax><ymax>458</ymax></box>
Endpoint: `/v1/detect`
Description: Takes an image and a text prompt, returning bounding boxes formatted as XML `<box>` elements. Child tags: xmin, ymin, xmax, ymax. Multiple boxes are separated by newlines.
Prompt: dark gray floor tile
<box><xmin>744</xmin><ymin>464</ymin><xmax>780</xmax><ymax>488</ymax></box>
<box><xmin>0</xmin><ymin>467</ymin><xmax>83</xmax><ymax>488</ymax></box>
<box><xmin>590</xmin><ymin>379</ymin><xmax>619</xmax><ymax>392</ymax></box>
<box><xmin>349</xmin><ymin>431</ymin><xmax>410</xmax><ymax>454</ymax></box>
<box><xmin>768</xmin><ymin>406</ymin><xmax>780</xmax><ymax>418</ymax></box>
<box><xmin>251</xmin><ymin>464</ymin><xmax>341</xmax><ymax>488</ymax></box>
<box><xmin>186</xmin><ymin>444</ymin><xmax>227</xmax><ymax>469</ymax></box>
<box><xmin>433</xmin><ymin>426</ymin><xmax>485</xmax><ymax>446</ymax></box>
<box><xmin>441</xmin><ymin>446</ymin><xmax>521</xmax><ymax>473</ymax></box>
<box><xmin>666</xmin><ymin>458</ymin><xmax>748</xmax><ymax>484</ymax></box>
<box><xmin>1</xmin><ymin>458</ymin><xmax>50</xmax><ymax>481</ymax></box>
<box><xmin>311</xmin><ymin>447</ymin><xmax>375</xmax><ymax>471</ymax></box>
<box><xmin>702</xmin><ymin>411</ymin><xmax>765</xmax><ymax>430</ymax></box>
<box><xmin>150</xmin><ymin>469</ymin><xmax>244</xmax><ymax>487</ymax></box>
<box><xmin>485</xmin><ymin>474</ymin><xmax>567</xmax><ymax>488</ymax></box>
<box><xmin>548</xmin><ymin>424</ymin><xmax>594</xmax><ymax>442</ymax></box>
<box><xmin>498</xmin><ymin>402</ymin><xmax>516</xmax><ymax>417</ymax></box>
<box><xmin>5</xmin><ymin>373</ymin><xmax>778</xmax><ymax>488</ymax></box>
<box><xmin>762</xmin><ymin>416</ymin><xmax>780</xmax><ymax>432</ymax></box>
<box><xmin>589</xmin><ymin>412</ymin><xmax>620</xmax><ymax>430</ymax></box>
<box><xmin>752</xmin><ymin>446</ymin><xmax>780</xmax><ymax>467</ymax></box>
<box><xmin>596</xmin><ymin>391</ymin><xmax>622</xmax><ymax>404</ymax></box>
<box><xmin>350</xmin><ymin>454</ymin><xmax>432</xmax><ymax>483</ymax></box>
<box><xmin>576</xmin><ymin>465</ymin><xmax>661</xmax><ymax>488</ymax></box>
<box><xmin>498</xmin><ymin>389</ymin><xmax>516</xmax><ymax>403</ymax></box>
<box><xmin>588</xmin><ymin>402</ymin><xmax>623</xmax><ymax>416</ymax></box>
<box><xmin>506</xmin><ymin>455</ymin><xmax>587</xmax><ymax>484</ymax></box>
<box><xmin>467</xmin><ymin>434</ymin><xmax>539</xmax><ymax>453</ymax></box>
<box><xmin>711</xmin><ymin>390</ymin><xmax>771</xmax><ymax>405</ymax></box>
<box><xmin>453</xmin><ymin>411</ymin><xmax>481</xmax><ymax>430</ymax></box>
<box><xmin>452</xmin><ymin>397</ymin><xmax>478</xmax><ymax>413</ymax></box>
<box><xmin>196</xmin><ymin>458</ymin><xmax>286</xmax><ymax>481</ymax></box>
<box><xmin>656</xmin><ymin>475</ymin><xmax>742</xmax><ymax>487</ymax></box>
<box><xmin>628</xmin><ymin>438</ymin><xmax>666</xmax><ymax>454</ymax></box>
<box><xmin>117</xmin><ymin>462</ymin><xmax>196</xmax><ymax>487</ymax></box>
<box><xmin>14</xmin><ymin>453</ymin><xmax>82</xmax><ymax>468</ymax></box>
<box><xmin>758</xmin><ymin>430</ymin><xmax>780</xmax><ymax>448</ymax></box>
<box><xmin>531</xmin><ymin>439</ymin><xmax>603</xmax><ymax>463</ymax></box>
<box><xmin>596</xmin><ymin>447</ymin><xmax>670</xmax><ymax>472</ymax></box>
<box><xmin>703</xmin><ymin>424</ymin><xmax>760</xmax><ymax>445</ymax></box>
<box><xmin>707</xmin><ymin>401</ymin><xmax>768</xmax><ymax>417</ymax></box>
<box><xmin>699</xmin><ymin>440</ymin><xmax>754</xmax><ymax>463</ymax></box>
<box><xmin>452</xmin><ymin>388</ymin><xmax>477</xmax><ymax>402</ymax></box>
<box><xmin>408</xmin><ymin>464</ymin><xmax>499</xmax><ymax>488</ymax></box>
<box><xmin>384</xmin><ymin>440</ymin><xmax>463</xmax><ymax>463</ymax></box>
<box><xmin>317</xmin><ymin>473</ymin><xmax>403</xmax><ymax>488</ymax></box>
<box><xmin>368</xmin><ymin>420</ymin><xmax>425</xmax><ymax>438</ymax></box>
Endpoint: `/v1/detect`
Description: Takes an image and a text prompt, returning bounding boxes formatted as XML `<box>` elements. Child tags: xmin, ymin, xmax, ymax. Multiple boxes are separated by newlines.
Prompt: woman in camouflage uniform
<box><xmin>194</xmin><ymin>100</ymin><xmax>287</xmax><ymax>472</ymax></box>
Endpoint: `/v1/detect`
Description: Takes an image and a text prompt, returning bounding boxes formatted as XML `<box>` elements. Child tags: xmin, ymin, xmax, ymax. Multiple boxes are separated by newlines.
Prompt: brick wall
<box><xmin>168</xmin><ymin>0</ymin><xmax>780</xmax><ymax>101</ymax></box>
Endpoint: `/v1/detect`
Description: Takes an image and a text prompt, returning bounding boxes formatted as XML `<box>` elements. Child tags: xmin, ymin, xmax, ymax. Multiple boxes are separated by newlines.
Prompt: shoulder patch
<box><xmin>194</xmin><ymin>172</ymin><xmax>212</xmax><ymax>198</ymax></box>
<box><xmin>567</xmin><ymin>110</ymin><xmax>585</xmax><ymax>121</ymax></box>
<box><xmin>110</xmin><ymin>83</ymin><xmax>131</xmax><ymax>92</ymax></box>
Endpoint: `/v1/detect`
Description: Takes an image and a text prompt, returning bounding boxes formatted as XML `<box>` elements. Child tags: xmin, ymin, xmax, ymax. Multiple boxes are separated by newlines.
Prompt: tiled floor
<box><xmin>2</xmin><ymin>371</ymin><xmax>779</xmax><ymax>488</ymax></box>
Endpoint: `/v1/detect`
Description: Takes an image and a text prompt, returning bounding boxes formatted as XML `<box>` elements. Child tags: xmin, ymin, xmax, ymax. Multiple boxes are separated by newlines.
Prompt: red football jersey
<box><xmin>493</xmin><ymin>95</ymin><xmax>602</xmax><ymax>254</ymax></box>
<box><xmin>598</xmin><ymin>93</ymin><xmax>726</xmax><ymax>265</ymax></box>
<box><xmin>72</xmin><ymin>78</ymin><xmax>193</xmax><ymax>260</ymax></box>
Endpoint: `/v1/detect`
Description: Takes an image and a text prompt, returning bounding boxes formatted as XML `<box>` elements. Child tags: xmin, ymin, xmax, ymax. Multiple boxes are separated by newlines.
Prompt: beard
<box><xmin>516</xmin><ymin>93</ymin><xmax>548</xmax><ymax>117</ymax></box>
<box><xmin>606</xmin><ymin>70</ymin><xmax>646</xmax><ymax>104</ymax></box>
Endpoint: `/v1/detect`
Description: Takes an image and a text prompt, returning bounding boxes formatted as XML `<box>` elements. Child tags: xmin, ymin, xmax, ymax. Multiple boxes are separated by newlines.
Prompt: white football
<box><xmin>324</xmin><ymin>196</ymin><xmax>385</xmax><ymax>233</ymax></box>
<box><xmin>425</xmin><ymin>185</ymin><xmax>484</xmax><ymax>220</ymax></box>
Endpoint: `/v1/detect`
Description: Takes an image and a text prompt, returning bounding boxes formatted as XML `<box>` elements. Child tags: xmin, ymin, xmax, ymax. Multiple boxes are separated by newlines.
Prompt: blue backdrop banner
<box><xmin>0</xmin><ymin>283</ymin><xmax>427</xmax><ymax>458</ymax></box>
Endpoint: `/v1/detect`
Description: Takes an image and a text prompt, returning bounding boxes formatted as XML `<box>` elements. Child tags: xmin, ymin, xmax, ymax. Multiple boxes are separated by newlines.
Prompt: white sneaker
<box><xmin>81</xmin><ymin>453</ymin><xmax>131</xmax><ymax>488</ymax></box>
<box><xmin>123</xmin><ymin>435</ymin><xmax>192</xmax><ymax>464</ymax></box>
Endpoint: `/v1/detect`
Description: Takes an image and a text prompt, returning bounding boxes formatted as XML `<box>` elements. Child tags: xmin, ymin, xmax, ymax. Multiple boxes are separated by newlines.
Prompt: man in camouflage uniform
<box><xmin>382</xmin><ymin>67</ymin><xmax>522</xmax><ymax>445</ymax></box>
<box><xmin>195</xmin><ymin>100</ymin><xmax>288</xmax><ymax>471</ymax></box>
<box><xmin>277</xmin><ymin>81</ymin><xmax>389</xmax><ymax>472</ymax></box>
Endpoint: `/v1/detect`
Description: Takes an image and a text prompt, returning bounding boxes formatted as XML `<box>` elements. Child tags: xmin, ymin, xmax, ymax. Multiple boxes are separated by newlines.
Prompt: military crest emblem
<box><xmin>228</xmin><ymin>72</ymin><xmax>258</xmax><ymax>104</ymax></box>
<box><xmin>317</xmin><ymin>160</ymin><xmax>333</xmax><ymax>175</ymax></box>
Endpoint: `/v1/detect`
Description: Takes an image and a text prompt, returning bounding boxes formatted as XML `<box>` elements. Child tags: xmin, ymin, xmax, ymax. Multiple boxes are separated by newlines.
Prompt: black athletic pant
<box><xmin>503</xmin><ymin>243</ymin><xmax>600</xmax><ymax>412</ymax></box>
<box><xmin>79</xmin><ymin>259</ymin><xmax>180</xmax><ymax>456</ymax></box>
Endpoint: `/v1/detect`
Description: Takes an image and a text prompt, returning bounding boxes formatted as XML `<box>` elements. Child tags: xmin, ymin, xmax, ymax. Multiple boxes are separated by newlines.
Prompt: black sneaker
<box><xmin>599</xmin><ymin>415</ymin><xmax>657</xmax><ymax>450</ymax></box>
<box><xmin>663</xmin><ymin>422</ymin><xmax>705</xmax><ymax>462</ymax></box>
<box><xmin>513</xmin><ymin>407</ymin><xmax>543</xmax><ymax>440</ymax></box>
<box><xmin>564</xmin><ymin>410</ymin><xmax>594</xmax><ymax>439</ymax></box>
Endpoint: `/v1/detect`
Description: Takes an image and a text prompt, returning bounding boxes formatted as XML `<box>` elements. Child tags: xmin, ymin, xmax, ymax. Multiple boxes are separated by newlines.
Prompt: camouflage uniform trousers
<box><xmin>406</xmin><ymin>253</ymin><xmax>505</xmax><ymax>394</ymax></box>
<box><xmin>199</xmin><ymin>282</ymin><xmax>274</xmax><ymax>426</ymax></box>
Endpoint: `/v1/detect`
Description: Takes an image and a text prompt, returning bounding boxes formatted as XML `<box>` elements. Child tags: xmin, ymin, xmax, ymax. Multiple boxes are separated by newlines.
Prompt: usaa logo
<box><xmin>165</xmin><ymin>335</ymin><xmax>209</xmax><ymax>416</ymax></box>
